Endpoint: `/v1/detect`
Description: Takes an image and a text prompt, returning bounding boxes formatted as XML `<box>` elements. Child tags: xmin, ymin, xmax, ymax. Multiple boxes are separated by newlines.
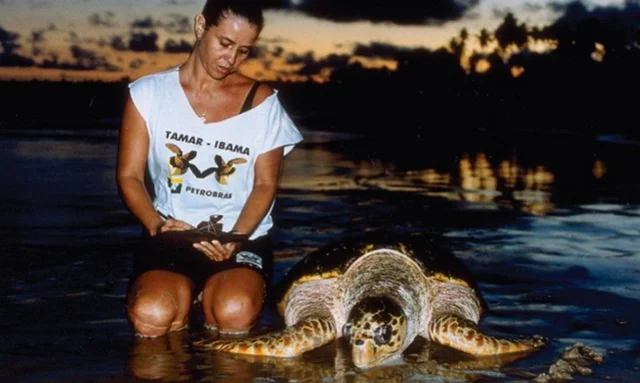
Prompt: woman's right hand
<box><xmin>149</xmin><ymin>218</ymin><xmax>194</xmax><ymax>236</ymax></box>
<box><xmin>159</xmin><ymin>218</ymin><xmax>194</xmax><ymax>233</ymax></box>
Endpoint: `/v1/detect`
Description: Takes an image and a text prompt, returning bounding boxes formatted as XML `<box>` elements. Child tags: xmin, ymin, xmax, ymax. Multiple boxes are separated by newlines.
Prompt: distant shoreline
<box><xmin>1</xmin><ymin>79</ymin><xmax>637</xmax><ymax>139</ymax></box>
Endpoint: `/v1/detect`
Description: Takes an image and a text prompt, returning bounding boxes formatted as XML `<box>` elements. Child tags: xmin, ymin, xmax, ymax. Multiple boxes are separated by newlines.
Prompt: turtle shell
<box><xmin>274</xmin><ymin>232</ymin><xmax>486</xmax><ymax>311</ymax></box>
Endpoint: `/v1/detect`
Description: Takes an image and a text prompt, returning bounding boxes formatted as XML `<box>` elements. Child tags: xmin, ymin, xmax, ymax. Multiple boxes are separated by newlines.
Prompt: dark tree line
<box><xmin>276</xmin><ymin>11</ymin><xmax>639</xmax><ymax>138</ymax></box>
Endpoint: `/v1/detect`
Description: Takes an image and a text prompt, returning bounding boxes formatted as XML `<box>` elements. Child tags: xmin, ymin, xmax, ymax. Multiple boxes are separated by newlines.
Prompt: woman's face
<box><xmin>195</xmin><ymin>13</ymin><xmax>259</xmax><ymax>80</ymax></box>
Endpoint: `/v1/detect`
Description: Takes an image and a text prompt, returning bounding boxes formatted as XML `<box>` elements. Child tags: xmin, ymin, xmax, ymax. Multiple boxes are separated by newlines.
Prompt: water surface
<box><xmin>1</xmin><ymin>126</ymin><xmax>639</xmax><ymax>382</ymax></box>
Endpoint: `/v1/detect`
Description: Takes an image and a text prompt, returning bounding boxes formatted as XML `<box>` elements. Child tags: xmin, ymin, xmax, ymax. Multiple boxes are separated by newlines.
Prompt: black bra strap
<box><xmin>239</xmin><ymin>81</ymin><xmax>261</xmax><ymax>114</ymax></box>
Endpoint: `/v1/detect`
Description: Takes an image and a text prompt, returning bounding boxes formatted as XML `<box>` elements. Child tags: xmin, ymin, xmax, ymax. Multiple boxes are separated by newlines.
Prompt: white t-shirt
<box><xmin>128</xmin><ymin>67</ymin><xmax>303</xmax><ymax>239</ymax></box>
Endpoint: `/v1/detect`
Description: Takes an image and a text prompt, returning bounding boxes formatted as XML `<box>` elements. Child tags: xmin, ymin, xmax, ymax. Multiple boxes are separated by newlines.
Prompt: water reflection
<box><xmin>301</xmin><ymin>148</ymin><xmax>566</xmax><ymax>216</ymax></box>
<box><xmin>435</xmin><ymin>152</ymin><xmax>556</xmax><ymax>213</ymax></box>
<box><xmin>593</xmin><ymin>159</ymin><xmax>606</xmax><ymax>179</ymax></box>
<box><xmin>459</xmin><ymin>152</ymin><xmax>499</xmax><ymax>202</ymax></box>
<box><xmin>125</xmin><ymin>331</ymin><xmax>542</xmax><ymax>382</ymax></box>
<box><xmin>283</xmin><ymin>132</ymin><xmax>620</xmax><ymax>218</ymax></box>
<box><xmin>125</xmin><ymin>332</ymin><xmax>193</xmax><ymax>382</ymax></box>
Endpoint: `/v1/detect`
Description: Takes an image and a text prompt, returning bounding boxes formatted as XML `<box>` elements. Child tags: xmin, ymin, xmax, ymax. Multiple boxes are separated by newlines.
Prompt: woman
<box><xmin>117</xmin><ymin>0</ymin><xmax>303</xmax><ymax>338</ymax></box>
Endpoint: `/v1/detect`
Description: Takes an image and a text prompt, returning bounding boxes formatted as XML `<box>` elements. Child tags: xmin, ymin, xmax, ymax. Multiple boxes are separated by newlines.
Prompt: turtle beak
<box><xmin>351</xmin><ymin>338</ymin><xmax>379</xmax><ymax>369</ymax></box>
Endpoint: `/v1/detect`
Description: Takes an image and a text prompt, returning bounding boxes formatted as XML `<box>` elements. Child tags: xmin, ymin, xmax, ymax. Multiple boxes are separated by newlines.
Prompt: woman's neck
<box><xmin>180</xmin><ymin>50</ymin><xmax>233</xmax><ymax>91</ymax></box>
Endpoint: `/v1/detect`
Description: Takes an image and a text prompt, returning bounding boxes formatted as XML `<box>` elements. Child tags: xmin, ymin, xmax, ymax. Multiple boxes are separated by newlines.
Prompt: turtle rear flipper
<box><xmin>193</xmin><ymin>316</ymin><xmax>336</xmax><ymax>358</ymax></box>
<box><xmin>428</xmin><ymin>314</ymin><xmax>546</xmax><ymax>356</ymax></box>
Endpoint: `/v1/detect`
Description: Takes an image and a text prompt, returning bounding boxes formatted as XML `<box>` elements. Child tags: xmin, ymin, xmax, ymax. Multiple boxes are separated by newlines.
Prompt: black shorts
<box><xmin>128</xmin><ymin>233</ymin><xmax>274</xmax><ymax>295</ymax></box>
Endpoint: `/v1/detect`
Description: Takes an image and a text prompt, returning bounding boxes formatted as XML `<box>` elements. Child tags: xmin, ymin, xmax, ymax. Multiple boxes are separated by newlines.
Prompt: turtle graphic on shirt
<box><xmin>187</xmin><ymin>154</ymin><xmax>247</xmax><ymax>185</ymax></box>
<box><xmin>166</xmin><ymin>143</ymin><xmax>197</xmax><ymax>175</ymax></box>
<box><xmin>213</xmin><ymin>154</ymin><xmax>247</xmax><ymax>184</ymax></box>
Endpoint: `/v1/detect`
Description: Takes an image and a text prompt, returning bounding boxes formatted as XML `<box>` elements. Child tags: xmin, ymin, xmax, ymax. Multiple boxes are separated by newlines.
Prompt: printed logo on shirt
<box><xmin>210</xmin><ymin>155</ymin><xmax>247</xmax><ymax>185</ymax></box>
<box><xmin>184</xmin><ymin>186</ymin><xmax>232</xmax><ymax>199</ymax></box>
<box><xmin>164</xmin><ymin>131</ymin><xmax>252</xmax><ymax>156</ymax></box>
<box><xmin>235</xmin><ymin>251</ymin><xmax>263</xmax><ymax>269</ymax></box>
<box><xmin>168</xmin><ymin>177</ymin><xmax>183</xmax><ymax>194</ymax></box>
<box><xmin>166</xmin><ymin>143</ymin><xmax>196</xmax><ymax>175</ymax></box>
<box><xmin>164</xmin><ymin>143</ymin><xmax>247</xmax><ymax>184</ymax></box>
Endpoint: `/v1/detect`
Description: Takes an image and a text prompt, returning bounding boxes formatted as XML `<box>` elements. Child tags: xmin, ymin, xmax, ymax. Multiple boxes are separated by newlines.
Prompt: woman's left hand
<box><xmin>193</xmin><ymin>240</ymin><xmax>240</xmax><ymax>262</ymax></box>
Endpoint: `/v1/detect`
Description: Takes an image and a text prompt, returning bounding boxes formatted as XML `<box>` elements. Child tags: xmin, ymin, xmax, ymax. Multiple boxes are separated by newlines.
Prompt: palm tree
<box><xmin>494</xmin><ymin>13</ymin><xmax>529</xmax><ymax>52</ymax></box>
<box><xmin>477</xmin><ymin>28</ymin><xmax>494</xmax><ymax>49</ymax></box>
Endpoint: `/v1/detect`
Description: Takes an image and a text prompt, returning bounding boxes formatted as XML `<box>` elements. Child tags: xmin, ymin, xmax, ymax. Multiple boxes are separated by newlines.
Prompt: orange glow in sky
<box><xmin>0</xmin><ymin>0</ymin><xmax>627</xmax><ymax>82</ymax></box>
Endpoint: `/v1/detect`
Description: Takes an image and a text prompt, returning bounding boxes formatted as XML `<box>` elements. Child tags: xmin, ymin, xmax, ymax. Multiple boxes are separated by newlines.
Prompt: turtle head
<box><xmin>343</xmin><ymin>297</ymin><xmax>408</xmax><ymax>369</ymax></box>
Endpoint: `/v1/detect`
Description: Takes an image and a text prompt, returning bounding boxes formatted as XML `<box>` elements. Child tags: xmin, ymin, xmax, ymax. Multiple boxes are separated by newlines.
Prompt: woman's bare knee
<box><xmin>128</xmin><ymin>291</ymin><xmax>179</xmax><ymax>337</ymax></box>
<box><xmin>127</xmin><ymin>271</ymin><xmax>193</xmax><ymax>337</ymax></box>
<box><xmin>214</xmin><ymin>291</ymin><xmax>262</xmax><ymax>330</ymax></box>
<box><xmin>202</xmin><ymin>269</ymin><xmax>265</xmax><ymax>332</ymax></box>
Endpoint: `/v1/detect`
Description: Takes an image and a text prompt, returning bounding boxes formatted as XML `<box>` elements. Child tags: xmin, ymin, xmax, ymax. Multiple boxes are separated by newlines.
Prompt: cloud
<box><xmin>110</xmin><ymin>35</ymin><xmax>128</xmax><ymax>51</ymax></box>
<box><xmin>0</xmin><ymin>24</ymin><xmax>21</xmax><ymax>55</ymax></box>
<box><xmin>0</xmin><ymin>53</ymin><xmax>35</xmax><ymax>67</ymax></box>
<box><xmin>27</xmin><ymin>0</ymin><xmax>48</xmax><ymax>10</ymax></box>
<box><xmin>89</xmin><ymin>12</ymin><xmax>117</xmax><ymax>28</ymax></box>
<box><xmin>523</xmin><ymin>2</ymin><xmax>544</xmax><ymax>13</ymax></box>
<box><xmin>132</xmin><ymin>14</ymin><xmax>193</xmax><ymax>34</ymax></box>
<box><xmin>285</xmin><ymin>50</ymin><xmax>314</xmax><ymax>65</ymax></box>
<box><xmin>248</xmin><ymin>43</ymin><xmax>285</xmax><ymax>59</ymax></box>
<box><xmin>164</xmin><ymin>38</ymin><xmax>193</xmax><ymax>53</ymax></box>
<box><xmin>352</xmin><ymin>42</ymin><xmax>424</xmax><ymax>59</ymax></box>
<box><xmin>165</xmin><ymin>13</ymin><xmax>192</xmax><ymax>34</ymax></box>
<box><xmin>271</xmin><ymin>45</ymin><xmax>284</xmax><ymax>57</ymax></box>
<box><xmin>129</xmin><ymin>31</ymin><xmax>160</xmax><ymax>52</ymax></box>
<box><xmin>129</xmin><ymin>58</ymin><xmax>145</xmax><ymax>70</ymax></box>
<box><xmin>39</xmin><ymin>45</ymin><xmax>121</xmax><ymax>71</ymax></box>
<box><xmin>350</xmin><ymin>41</ymin><xmax>463</xmax><ymax>75</ymax></box>
<box><xmin>260</xmin><ymin>36</ymin><xmax>294</xmax><ymax>44</ymax></box>
<box><xmin>70</xmin><ymin>45</ymin><xmax>119</xmax><ymax>70</ymax></box>
<box><xmin>165</xmin><ymin>0</ymin><xmax>198</xmax><ymax>5</ymax></box>
<box><xmin>28</xmin><ymin>29</ymin><xmax>46</xmax><ymax>44</ymax></box>
<box><xmin>259</xmin><ymin>0</ymin><xmax>479</xmax><ymax>25</ymax></box>
<box><xmin>284</xmin><ymin>50</ymin><xmax>351</xmax><ymax>75</ymax></box>
<box><xmin>248</xmin><ymin>44</ymin><xmax>268</xmax><ymax>59</ymax></box>
<box><xmin>131</xmin><ymin>16</ymin><xmax>158</xmax><ymax>29</ymax></box>
<box><xmin>0</xmin><ymin>24</ymin><xmax>34</xmax><ymax>68</ymax></box>
<box><xmin>550</xmin><ymin>0</ymin><xmax>640</xmax><ymax>27</ymax></box>
<box><xmin>492</xmin><ymin>7</ymin><xmax>513</xmax><ymax>20</ymax></box>
<box><xmin>27</xmin><ymin>28</ymin><xmax>48</xmax><ymax>57</ymax></box>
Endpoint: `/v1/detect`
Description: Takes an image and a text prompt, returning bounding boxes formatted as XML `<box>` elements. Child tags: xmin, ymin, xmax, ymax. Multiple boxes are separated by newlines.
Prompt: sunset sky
<box><xmin>0</xmin><ymin>0</ymin><xmax>631</xmax><ymax>82</ymax></box>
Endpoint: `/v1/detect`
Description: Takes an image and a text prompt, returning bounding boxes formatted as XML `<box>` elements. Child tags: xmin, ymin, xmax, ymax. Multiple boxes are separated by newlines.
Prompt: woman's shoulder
<box><xmin>235</xmin><ymin>74</ymin><xmax>275</xmax><ymax>108</ymax></box>
<box><xmin>252</xmin><ymin>80</ymin><xmax>275</xmax><ymax>104</ymax></box>
<box><xmin>129</xmin><ymin>67</ymin><xmax>178</xmax><ymax>90</ymax></box>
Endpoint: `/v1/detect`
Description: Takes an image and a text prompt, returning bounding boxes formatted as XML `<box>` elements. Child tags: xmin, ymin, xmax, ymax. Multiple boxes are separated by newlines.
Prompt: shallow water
<box><xmin>1</xmin><ymin>126</ymin><xmax>639</xmax><ymax>382</ymax></box>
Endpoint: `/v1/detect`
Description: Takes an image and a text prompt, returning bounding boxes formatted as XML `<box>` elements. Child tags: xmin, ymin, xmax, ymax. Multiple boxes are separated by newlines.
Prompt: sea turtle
<box><xmin>194</xmin><ymin>233</ymin><xmax>545</xmax><ymax>368</ymax></box>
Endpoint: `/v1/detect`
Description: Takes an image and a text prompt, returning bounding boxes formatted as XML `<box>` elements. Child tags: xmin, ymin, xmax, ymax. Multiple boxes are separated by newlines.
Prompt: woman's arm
<box><xmin>116</xmin><ymin>94</ymin><xmax>191</xmax><ymax>236</ymax></box>
<box><xmin>231</xmin><ymin>82</ymin><xmax>282</xmax><ymax>235</ymax></box>
<box><xmin>194</xmin><ymin>146</ymin><xmax>283</xmax><ymax>261</ymax></box>
<box><xmin>232</xmin><ymin>146</ymin><xmax>283</xmax><ymax>235</ymax></box>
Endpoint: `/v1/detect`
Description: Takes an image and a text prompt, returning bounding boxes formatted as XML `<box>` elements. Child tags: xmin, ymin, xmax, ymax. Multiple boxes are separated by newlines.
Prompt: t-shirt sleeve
<box><xmin>127</xmin><ymin>77</ymin><xmax>153</xmax><ymax>127</ymax></box>
<box><xmin>258</xmin><ymin>94</ymin><xmax>303</xmax><ymax>156</ymax></box>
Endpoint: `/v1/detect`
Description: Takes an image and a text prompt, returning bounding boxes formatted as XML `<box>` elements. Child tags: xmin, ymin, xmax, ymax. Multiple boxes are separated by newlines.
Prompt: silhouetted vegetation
<box><xmin>0</xmin><ymin>10</ymin><xmax>638</xmax><ymax>138</ymax></box>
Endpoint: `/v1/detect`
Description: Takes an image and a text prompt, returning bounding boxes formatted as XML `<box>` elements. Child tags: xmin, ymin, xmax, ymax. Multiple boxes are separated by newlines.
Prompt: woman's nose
<box><xmin>223</xmin><ymin>50</ymin><xmax>237</xmax><ymax>66</ymax></box>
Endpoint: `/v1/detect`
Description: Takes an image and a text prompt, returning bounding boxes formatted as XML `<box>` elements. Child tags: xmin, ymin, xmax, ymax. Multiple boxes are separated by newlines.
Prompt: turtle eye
<box><xmin>374</xmin><ymin>325</ymin><xmax>392</xmax><ymax>345</ymax></box>
<box><xmin>342</xmin><ymin>323</ymin><xmax>352</xmax><ymax>340</ymax></box>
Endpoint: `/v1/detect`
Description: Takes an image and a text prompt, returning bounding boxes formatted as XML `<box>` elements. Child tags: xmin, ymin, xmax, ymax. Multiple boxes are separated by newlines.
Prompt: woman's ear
<box><xmin>194</xmin><ymin>14</ymin><xmax>206</xmax><ymax>39</ymax></box>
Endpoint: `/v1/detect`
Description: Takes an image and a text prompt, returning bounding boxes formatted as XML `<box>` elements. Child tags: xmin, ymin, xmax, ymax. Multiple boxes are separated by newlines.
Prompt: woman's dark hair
<box><xmin>201</xmin><ymin>0</ymin><xmax>265</xmax><ymax>33</ymax></box>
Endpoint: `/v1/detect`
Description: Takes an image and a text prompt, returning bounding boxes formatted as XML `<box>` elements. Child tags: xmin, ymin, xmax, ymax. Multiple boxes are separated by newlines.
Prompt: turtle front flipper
<box><xmin>428</xmin><ymin>314</ymin><xmax>546</xmax><ymax>356</ymax></box>
<box><xmin>193</xmin><ymin>316</ymin><xmax>336</xmax><ymax>358</ymax></box>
